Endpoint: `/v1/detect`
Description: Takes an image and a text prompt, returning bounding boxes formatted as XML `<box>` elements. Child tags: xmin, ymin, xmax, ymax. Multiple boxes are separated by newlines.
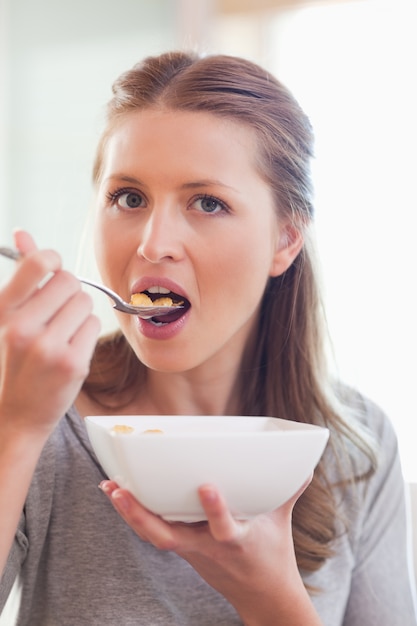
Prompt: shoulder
<box><xmin>2</xmin><ymin>411</ymin><xmax>72</xmax><ymax>600</ymax></box>
<box><xmin>321</xmin><ymin>384</ymin><xmax>405</xmax><ymax>535</ymax></box>
<box><xmin>331</xmin><ymin>383</ymin><xmax>399</xmax><ymax>467</ymax></box>
<box><xmin>330</xmin><ymin>385</ymin><xmax>406</xmax><ymax>541</ymax></box>
<box><xmin>336</xmin><ymin>384</ymin><xmax>393</xmax><ymax>432</ymax></box>
<box><xmin>24</xmin><ymin>406</ymin><xmax>95</xmax><ymax>523</ymax></box>
<box><xmin>343</xmin><ymin>385</ymin><xmax>399</xmax><ymax>466</ymax></box>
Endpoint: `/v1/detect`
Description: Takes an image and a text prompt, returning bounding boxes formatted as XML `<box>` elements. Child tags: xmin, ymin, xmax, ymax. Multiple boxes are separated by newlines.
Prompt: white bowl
<box><xmin>85</xmin><ymin>415</ymin><xmax>329</xmax><ymax>522</ymax></box>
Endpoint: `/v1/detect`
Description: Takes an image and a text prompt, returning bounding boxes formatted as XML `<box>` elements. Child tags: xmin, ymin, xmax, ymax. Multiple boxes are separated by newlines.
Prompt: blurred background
<box><xmin>0</xmin><ymin>0</ymin><xmax>416</xmax><ymax>479</ymax></box>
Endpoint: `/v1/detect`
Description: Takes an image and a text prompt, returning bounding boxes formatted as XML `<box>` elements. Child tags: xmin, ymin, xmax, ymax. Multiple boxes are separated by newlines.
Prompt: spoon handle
<box><xmin>0</xmin><ymin>247</ymin><xmax>22</xmax><ymax>261</ymax></box>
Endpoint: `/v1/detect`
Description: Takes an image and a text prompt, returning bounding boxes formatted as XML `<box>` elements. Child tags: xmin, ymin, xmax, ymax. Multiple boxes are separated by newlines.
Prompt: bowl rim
<box><xmin>85</xmin><ymin>414</ymin><xmax>329</xmax><ymax>438</ymax></box>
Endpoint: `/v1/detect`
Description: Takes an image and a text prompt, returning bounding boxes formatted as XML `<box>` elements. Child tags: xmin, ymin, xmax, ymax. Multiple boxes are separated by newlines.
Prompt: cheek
<box><xmin>203</xmin><ymin>237</ymin><xmax>273</xmax><ymax>308</ymax></box>
<box><xmin>93</xmin><ymin>216</ymin><xmax>117</xmax><ymax>283</ymax></box>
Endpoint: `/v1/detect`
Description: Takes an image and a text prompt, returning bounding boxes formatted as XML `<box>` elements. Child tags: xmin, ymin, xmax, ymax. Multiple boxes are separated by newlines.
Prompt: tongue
<box><xmin>150</xmin><ymin>308</ymin><xmax>185</xmax><ymax>324</ymax></box>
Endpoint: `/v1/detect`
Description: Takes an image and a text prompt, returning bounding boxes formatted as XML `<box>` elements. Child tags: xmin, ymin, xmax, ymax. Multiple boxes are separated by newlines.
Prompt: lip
<box><xmin>130</xmin><ymin>276</ymin><xmax>191</xmax><ymax>340</ymax></box>
<box><xmin>130</xmin><ymin>276</ymin><xmax>189</xmax><ymax>302</ymax></box>
<box><xmin>136</xmin><ymin>306</ymin><xmax>191</xmax><ymax>340</ymax></box>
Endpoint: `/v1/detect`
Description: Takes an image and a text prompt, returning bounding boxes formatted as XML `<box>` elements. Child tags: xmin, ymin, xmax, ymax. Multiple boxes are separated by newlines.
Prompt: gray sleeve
<box><xmin>343</xmin><ymin>407</ymin><xmax>417</xmax><ymax>625</ymax></box>
<box><xmin>0</xmin><ymin>519</ymin><xmax>27</xmax><ymax>611</ymax></box>
<box><xmin>0</xmin><ymin>436</ymin><xmax>55</xmax><ymax>613</ymax></box>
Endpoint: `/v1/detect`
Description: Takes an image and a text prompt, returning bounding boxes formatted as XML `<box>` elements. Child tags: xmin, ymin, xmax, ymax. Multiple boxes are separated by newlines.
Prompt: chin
<box><xmin>132</xmin><ymin>347</ymin><xmax>193</xmax><ymax>373</ymax></box>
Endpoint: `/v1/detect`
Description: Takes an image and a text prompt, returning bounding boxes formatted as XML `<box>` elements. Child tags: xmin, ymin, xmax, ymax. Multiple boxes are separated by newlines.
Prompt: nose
<box><xmin>137</xmin><ymin>206</ymin><xmax>184</xmax><ymax>264</ymax></box>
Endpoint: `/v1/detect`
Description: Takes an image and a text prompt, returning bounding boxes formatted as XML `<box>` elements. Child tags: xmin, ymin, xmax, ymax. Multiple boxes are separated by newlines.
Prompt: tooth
<box><xmin>147</xmin><ymin>286</ymin><xmax>170</xmax><ymax>294</ymax></box>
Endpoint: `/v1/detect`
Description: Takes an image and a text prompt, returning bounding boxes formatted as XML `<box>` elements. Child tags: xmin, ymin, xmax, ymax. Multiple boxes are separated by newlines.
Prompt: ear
<box><xmin>269</xmin><ymin>223</ymin><xmax>304</xmax><ymax>277</ymax></box>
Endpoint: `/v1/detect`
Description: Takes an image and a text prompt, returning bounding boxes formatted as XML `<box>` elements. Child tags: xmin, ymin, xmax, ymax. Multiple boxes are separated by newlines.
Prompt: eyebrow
<box><xmin>180</xmin><ymin>179</ymin><xmax>238</xmax><ymax>192</ymax></box>
<box><xmin>103</xmin><ymin>175</ymin><xmax>143</xmax><ymax>186</ymax></box>
<box><xmin>103</xmin><ymin>175</ymin><xmax>239</xmax><ymax>194</ymax></box>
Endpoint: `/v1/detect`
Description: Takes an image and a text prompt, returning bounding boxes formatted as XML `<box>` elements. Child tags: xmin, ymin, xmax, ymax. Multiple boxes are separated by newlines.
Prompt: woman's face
<box><xmin>94</xmin><ymin>109</ymin><xmax>300</xmax><ymax>374</ymax></box>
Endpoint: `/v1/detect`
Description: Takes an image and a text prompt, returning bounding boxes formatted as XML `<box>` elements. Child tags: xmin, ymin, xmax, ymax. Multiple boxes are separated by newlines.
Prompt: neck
<box><xmin>143</xmin><ymin>364</ymin><xmax>239</xmax><ymax>416</ymax></box>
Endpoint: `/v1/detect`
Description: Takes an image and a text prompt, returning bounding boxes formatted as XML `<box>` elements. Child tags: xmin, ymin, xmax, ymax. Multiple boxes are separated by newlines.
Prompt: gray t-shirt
<box><xmin>1</xmin><ymin>395</ymin><xmax>416</xmax><ymax>625</ymax></box>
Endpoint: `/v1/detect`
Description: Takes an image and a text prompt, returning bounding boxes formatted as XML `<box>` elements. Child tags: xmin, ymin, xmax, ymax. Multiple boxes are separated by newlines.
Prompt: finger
<box><xmin>198</xmin><ymin>484</ymin><xmax>242</xmax><ymax>543</ymax></box>
<box><xmin>22</xmin><ymin>272</ymin><xmax>87</xmax><ymax>331</ymax></box>
<box><xmin>0</xmin><ymin>272</ymin><xmax>83</xmax><ymax>351</ymax></box>
<box><xmin>99</xmin><ymin>483</ymin><xmax>178</xmax><ymax>551</ymax></box>
<box><xmin>42</xmin><ymin>296</ymin><xmax>100</xmax><ymax>380</ymax></box>
<box><xmin>50</xmin><ymin>291</ymin><xmax>95</xmax><ymax>343</ymax></box>
<box><xmin>68</xmin><ymin>313</ymin><xmax>101</xmax><ymax>364</ymax></box>
<box><xmin>0</xmin><ymin>249</ymin><xmax>62</xmax><ymax>310</ymax></box>
<box><xmin>99</xmin><ymin>480</ymin><xmax>119</xmax><ymax>494</ymax></box>
<box><xmin>13</xmin><ymin>229</ymin><xmax>38</xmax><ymax>255</ymax></box>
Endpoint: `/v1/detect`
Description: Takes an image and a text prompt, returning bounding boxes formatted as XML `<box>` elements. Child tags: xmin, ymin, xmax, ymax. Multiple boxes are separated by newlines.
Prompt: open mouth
<box><xmin>131</xmin><ymin>287</ymin><xmax>191</xmax><ymax>326</ymax></box>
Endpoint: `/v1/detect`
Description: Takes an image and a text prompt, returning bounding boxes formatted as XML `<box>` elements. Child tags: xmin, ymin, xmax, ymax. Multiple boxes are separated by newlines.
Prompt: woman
<box><xmin>0</xmin><ymin>51</ymin><xmax>415</xmax><ymax>625</ymax></box>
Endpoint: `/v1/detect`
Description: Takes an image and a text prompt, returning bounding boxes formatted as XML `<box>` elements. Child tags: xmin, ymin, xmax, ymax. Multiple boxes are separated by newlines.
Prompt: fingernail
<box><xmin>199</xmin><ymin>485</ymin><xmax>217</xmax><ymax>503</ymax></box>
<box><xmin>99</xmin><ymin>481</ymin><xmax>110</xmax><ymax>494</ymax></box>
<box><xmin>112</xmin><ymin>489</ymin><xmax>130</xmax><ymax>512</ymax></box>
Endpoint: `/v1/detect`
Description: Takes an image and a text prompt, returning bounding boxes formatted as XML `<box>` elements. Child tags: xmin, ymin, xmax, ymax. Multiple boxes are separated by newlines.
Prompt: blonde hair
<box><xmin>84</xmin><ymin>51</ymin><xmax>377</xmax><ymax>574</ymax></box>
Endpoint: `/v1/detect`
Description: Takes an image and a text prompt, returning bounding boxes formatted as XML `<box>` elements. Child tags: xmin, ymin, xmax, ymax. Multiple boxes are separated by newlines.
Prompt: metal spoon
<box><xmin>0</xmin><ymin>246</ymin><xmax>184</xmax><ymax>319</ymax></box>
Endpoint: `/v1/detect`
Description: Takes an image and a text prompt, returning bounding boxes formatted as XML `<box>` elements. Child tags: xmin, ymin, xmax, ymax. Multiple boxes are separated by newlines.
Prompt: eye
<box><xmin>191</xmin><ymin>194</ymin><xmax>229</xmax><ymax>215</ymax></box>
<box><xmin>119</xmin><ymin>192</ymin><xmax>144</xmax><ymax>209</ymax></box>
<box><xmin>106</xmin><ymin>188</ymin><xmax>146</xmax><ymax>210</ymax></box>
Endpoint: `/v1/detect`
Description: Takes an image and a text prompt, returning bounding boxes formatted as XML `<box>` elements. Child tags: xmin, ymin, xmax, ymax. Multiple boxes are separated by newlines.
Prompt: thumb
<box><xmin>13</xmin><ymin>229</ymin><xmax>38</xmax><ymax>256</ymax></box>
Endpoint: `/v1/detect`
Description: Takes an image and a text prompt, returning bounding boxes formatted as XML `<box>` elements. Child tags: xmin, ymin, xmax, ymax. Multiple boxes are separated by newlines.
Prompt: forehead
<box><xmin>110</xmin><ymin>106</ymin><xmax>254</xmax><ymax>140</ymax></box>
<box><xmin>99</xmin><ymin>108</ymin><xmax>263</xmax><ymax>181</ymax></box>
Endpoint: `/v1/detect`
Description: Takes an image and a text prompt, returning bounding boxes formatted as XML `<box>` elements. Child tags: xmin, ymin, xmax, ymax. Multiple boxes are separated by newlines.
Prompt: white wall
<box><xmin>0</xmin><ymin>0</ymin><xmax>10</xmax><ymax>241</ymax></box>
<box><xmin>0</xmin><ymin>3</ymin><xmax>182</xmax><ymax>620</ymax></box>
<box><xmin>0</xmin><ymin>0</ymin><xmax>179</xmax><ymax>273</ymax></box>
<box><xmin>0</xmin><ymin>1</ymin><xmax>416</xmax><ymax>621</ymax></box>
<box><xmin>213</xmin><ymin>0</ymin><xmax>417</xmax><ymax>482</ymax></box>
<box><xmin>1</xmin><ymin>0</ymin><xmax>416</xmax><ymax>473</ymax></box>
<box><xmin>267</xmin><ymin>0</ymin><xmax>417</xmax><ymax>481</ymax></box>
